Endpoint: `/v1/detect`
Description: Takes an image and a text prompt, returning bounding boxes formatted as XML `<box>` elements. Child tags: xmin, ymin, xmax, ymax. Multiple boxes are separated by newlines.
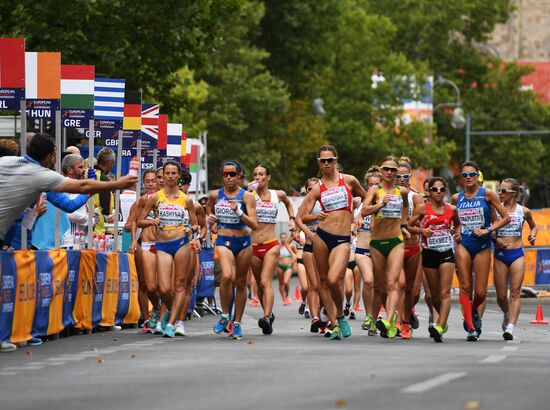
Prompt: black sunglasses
<box><xmin>317</xmin><ymin>157</ymin><xmax>336</xmax><ymax>164</ymax></box>
<box><xmin>381</xmin><ymin>166</ymin><xmax>398</xmax><ymax>172</ymax></box>
<box><xmin>499</xmin><ymin>188</ymin><xmax>516</xmax><ymax>194</ymax></box>
<box><xmin>223</xmin><ymin>171</ymin><xmax>238</xmax><ymax>178</ymax></box>
<box><xmin>179</xmin><ymin>179</ymin><xmax>190</xmax><ymax>185</ymax></box>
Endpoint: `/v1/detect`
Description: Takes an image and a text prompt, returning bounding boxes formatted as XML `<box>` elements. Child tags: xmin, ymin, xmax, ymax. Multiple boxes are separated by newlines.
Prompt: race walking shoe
<box><xmin>362</xmin><ymin>315</ymin><xmax>373</xmax><ymax>330</ymax></box>
<box><xmin>0</xmin><ymin>341</ymin><xmax>17</xmax><ymax>352</ymax></box>
<box><xmin>329</xmin><ymin>325</ymin><xmax>342</xmax><ymax>340</ymax></box>
<box><xmin>304</xmin><ymin>308</ymin><xmax>311</xmax><ymax>318</ymax></box>
<box><xmin>174</xmin><ymin>321</ymin><xmax>186</xmax><ymax>336</ymax></box>
<box><xmin>160</xmin><ymin>310</ymin><xmax>171</xmax><ymax>331</ymax></box>
<box><xmin>369</xmin><ymin>322</ymin><xmax>378</xmax><ymax>336</ymax></box>
<box><xmin>502</xmin><ymin>312</ymin><xmax>509</xmax><ymax>332</ymax></box>
<box><xmin>232</xmin><ymin>323</ymin><xmax>243</xmax><ymax>340</ymax></box>
<box><xmin>472</xmin><ymin>311</ymin><xmax>482</xmax><ymax>335</ymax></box>
<box><xmin>503</xmin><ymin>323</ymin><xmax>514</xmax><ymax>341</ymax></box>
<box><xmin>298</xmin><ymin>302</ymin><xmax>306</xmax><ymax>315</ymax></box>
<box><xmin>310</xmin><ymin>317</ymin><xmax>322</xmax><ymax>333</ymax></box>
<box><xmin>258</xmin><ymin>315</ymin><xmax>273</xmax><ymax>335</ymax></box>
<box><xmin>349</xmin><ymin>310</ymin><xmax>356</xmax><ymax>320</ymax></box>
<box><xmin>467</xmin><ymin>329</ymin><xmax>479</xmax><ymax>342</ymax></box>
<box><xmin>163</xmin><ymin>324</ymin><xmax>175</xmax><ymax>338</ymax></box>
<box><xmin>154</xmin><ymin>321</ymin><xmax>164</xmax><ymax>335</ymax></box>
<box><xmin>344</xmin><ymin>303</ymin><xmax>351</xmax><ymax>317</ymax></box>
<box><xmin>428</xmin><ymin>324</ymin><xmax>444</xmax><ymax>343</ymax></box>
<box><xmin>148</xmin><ymin>308</ymin><xmax>160</xmax><ymax>329</ymax></box>
<box><xmin>213</xmin><ymin>315</ymin><xmax>230</xmax><ymax>334</ymax></box>
<box><xmin>410</xmin><ymin>311</ymin><xmax>419</xmax><ymax>330</ymax></box>
<box><xmin>283</xmin><ymin>296</ymin><xmax>292</xmax><ymax>305</ymax></box>
<box><xmin>338</xmin><ymin>317</ymin><xmax>352</xmax><ymax>338</ymax></box>
<box><xmin>376</xmin><ymin>319</ymin><xmax>390</xmax><ymax>338</ymax></box>
<box><xmin>401</xmin><ymin>323</ymin><xmax>412</xmax><ymax>339</ymax></box>
<box><xmin>388</xmin><ymin>321</ymin><xmax>399</xmax><ymax>339</ymax></box>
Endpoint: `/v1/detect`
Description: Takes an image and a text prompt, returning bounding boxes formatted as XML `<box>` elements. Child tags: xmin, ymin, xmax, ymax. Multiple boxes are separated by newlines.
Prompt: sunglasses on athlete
<box><xmin>223</xmin><ymin>171</ymin><xmax>239</xmax><ymax>178</ymax></box>
<box><xmin>381</xmin><ymin>166</ymin><xmax>398</xmax><ymax>172</ymax></box>
<box><xmin>178</xmin><ymin>179</ymin><xmax>191</xmax><ymax>185</ymax></box>
<box><xmin>317</xmin><ymin>157</ymin><xmax>337</xmax><ymax>164</ymax></box>
<box><xmin>499</xmin><ymin>188</ymin><xmax>516</xmax><ymax>194</ymax></box>
<box><xmin>461</xmin><ymin>171</ymin><xmax>479</xmax><ymax>178</ymax></box>
<box><xmin>429</xmin><ymin>186</ymin><xmax>447</xmax><ymax>193</ymax></box>
<box><xmin>395</xmin><ymin>173</ymin><xmax>410</xmax><ymax>180</ymax></box>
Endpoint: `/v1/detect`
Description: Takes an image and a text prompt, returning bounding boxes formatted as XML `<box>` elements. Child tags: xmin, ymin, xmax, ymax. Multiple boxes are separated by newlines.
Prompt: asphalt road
<box><xmin>1</xmin><ymin>279</ymin><xmax>550</xmax><ymax>410</ymax></box>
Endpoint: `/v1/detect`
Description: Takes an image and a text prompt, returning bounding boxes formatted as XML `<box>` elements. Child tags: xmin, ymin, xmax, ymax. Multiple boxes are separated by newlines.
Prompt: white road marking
<box><xmin>19</xmin><ymin>365</ymin><xmax>44</xmax><ymax>370</ymax></box>
<box><xmin>401</xmin><ymin>372</ymin><xmax>467</xmax><ymax>393</ymax></box>
<box><xmin>502</xmin><ymin>346</ymin><xmax>519</xmax><ymax>352</ymax></box>
<box><xmin>46</xmin><ymin>356</ymin><xmax>84</xmax><ymax>361</ymax></box>
<box><xmin>0</xmin><ymin>371</ymin><xmax>16</xmax><ymax>376</ymax></box>
<box><xmin>46</xmin><ymin>361</ymin><xmax>67</xmax><ymax>366</ymax></box>
<box><xmin>480</xmin><ymin>355</ymin><xmax>507</xmax><ymax>363</ymax></box>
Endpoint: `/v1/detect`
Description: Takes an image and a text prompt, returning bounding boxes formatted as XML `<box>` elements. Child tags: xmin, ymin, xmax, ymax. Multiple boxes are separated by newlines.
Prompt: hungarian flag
<box><xmin>123</xmin><ymin>90</ymin><xmax>141</xmax><ymax>130</ymax></box>
<box><xmin>0</xmin><ymin>38</ymin><xmax>25</xmax><ymax>89</ymax></box>
<box><xmin>60</xmin><ymin>65</ymin><xmax>94</xmax><ymax>109</ymax></box>
<box><xmin>187</xmin><ymin>142</ymin><xmax>199</xmax><ymax>173</ymax></box>
<box><xmin>25</xmin><ymin>52</ymin><xmax>61</xmax><ymax>99</ymax></box>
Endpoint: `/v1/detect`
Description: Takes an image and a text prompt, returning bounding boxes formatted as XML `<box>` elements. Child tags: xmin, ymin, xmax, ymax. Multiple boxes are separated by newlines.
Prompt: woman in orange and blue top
<box><xmin>452</xmin><ymin>161</ymin><xmax>510</xmax><ymax>341</ymax></box>
<box><xmin>138</xmin><ymin>161</ymin><xmax>198</xmax><ymax>338</ymax></box>
<box><xmin>302</xmin><ymin>145</ymin><xmax>367</xmax><ymax>340</ymax></box>
<box><xmin>250</xmin><ymin>164</ymin><xmax>296</xmax><ymax>335</ymax></box>
<box><xmin>207</xmin><ymin>161</ymin><xmax>258</xmax><ymax>340</ymax></box>
<box><xmin>360</xmin><ymin>156</ymin><xmax>410</xmax><ymax>339</ymax></box>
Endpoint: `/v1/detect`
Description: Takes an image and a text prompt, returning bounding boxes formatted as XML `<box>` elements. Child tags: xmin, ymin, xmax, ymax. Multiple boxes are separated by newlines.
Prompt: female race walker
<box><xmin>360</xmin><ymin>156</ymin><xmax>409</xmax><ymax>339</ymax></box>
<box><xmin>207</xmin><ymin>161</ymin><xmax>257</xmax><ymax>340</ymax></box>
<box><xmin>296</xmin><ymin>178</ymin><xmax>325</xmax><ymax>333</ymax></box>
<box><xmin>452</xmin><ymin>161</ymin><xmax>510</xmax><ymax>341</ymax></box>
<box><xmin>125</xmin><ymin>169</ymin><xmax>159</xmax><ymax>332</ymax></box>
<box><xmin>408</xmin><ymin>177</ymin><xmax>460</xmax><ymax>342</ymax></box>
<box><xmin>277</xmin><ymin>232</ymin><xmax>296</xmax><ymax>305</ymax></box>
<box><xmin>302</xmin><ymin>145</ymin><xmax>367</xmax><ymax>340</ymax></box>
<box><xmin>353</xmin><ymin>166</ymin><xmax>382</xmax><ymax>335</ymax></box>
<box><xmin>138</xmin><ymin>161</ymin><xmax>198</xmax><ymax>338</ymax></box>
<box><xmin>250</xmin><ymin>164</ymin><xmax>296</xmax><ymax>335</ymax></box>
<box><xmin>494</xmin><ymin>178</ymin><xmax>537</xmax><ymax>340</ymax></box>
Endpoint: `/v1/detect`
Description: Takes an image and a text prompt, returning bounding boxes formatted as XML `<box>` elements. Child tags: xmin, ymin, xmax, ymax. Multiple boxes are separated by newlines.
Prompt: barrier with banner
<box><xmin>0</xmin><ymin>249</ymin><xmax>139</xmax><ymax>344</ymax></box>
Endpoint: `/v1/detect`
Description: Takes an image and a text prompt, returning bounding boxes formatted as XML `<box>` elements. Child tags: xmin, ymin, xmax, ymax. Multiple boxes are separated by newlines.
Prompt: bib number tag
<box><xmin>379</xmin><ymin>195</ymin><xmax>402</xmax><ymax>218</ymax></box>
<box><xmin>458</xmin><ymin>208</ymin><xmax>485</xmax><ymax>231</ymax></box>
<box><xmin>321</xmin><ymin>186</ymin><xmax>348</xmax><ymax>212</ymax></box>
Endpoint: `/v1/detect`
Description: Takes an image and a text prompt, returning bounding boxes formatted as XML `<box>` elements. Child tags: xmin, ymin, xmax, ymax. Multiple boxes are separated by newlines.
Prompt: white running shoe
<box><xmin>0</xmin><ymin>341</ymin><xmax>17</xmax><ymax>352</ymax></box>
<box><xmin>154</xmin><ymin>320</ymin><xmax>164</xmax><ymax>335</ymax></box>
<box><xmin>502</xmin><ymin>312</ymin><xmax>509</xmax><ymax>332</ymax></box>
<box><xmin>174</xmin><ymin>321</ymin><xmax>186</xmax><ymax>336</ymax></box>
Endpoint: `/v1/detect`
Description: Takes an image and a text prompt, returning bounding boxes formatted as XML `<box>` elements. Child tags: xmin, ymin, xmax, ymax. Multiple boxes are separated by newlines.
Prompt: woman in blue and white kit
<box><xmin>452</xmin><ymin>161</ymin><xmax>510</xmax><ymax>341</ymax></box>
<box><xmin>494</xmin><ymin>178</ymin><xmax>537</xmax><ymax>340</ymax></box>
<box><xmin>207</xmin><ymin>161</ymin><xmax>257</xmax><ymax>340</ymax></box>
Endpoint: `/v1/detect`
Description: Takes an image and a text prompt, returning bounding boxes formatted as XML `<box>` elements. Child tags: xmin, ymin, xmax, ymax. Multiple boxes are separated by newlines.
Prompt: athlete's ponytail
<box><xmin>398</xmin><ymin>156</ymin><xmax>412</xmax><ymax>171</ymax></box>
<box><xmin>364</xmin><ymin>165</ymin><xmax>381</xmax><ymax>185</ymax></box>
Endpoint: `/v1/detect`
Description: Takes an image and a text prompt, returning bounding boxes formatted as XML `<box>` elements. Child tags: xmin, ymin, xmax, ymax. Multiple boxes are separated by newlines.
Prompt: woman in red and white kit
<box><xmin>301</xmin><ymin>145</ymin><xmax>367</xmax><ymax>340</ymax></box>
<box><xmin>250</xmin><ymin>164</ymin><xmax>296</xmax><ymax>335</ymax></box>
<box><xmin>408</xmin><ymin>177</ymin><xmax>461</xmax><ymax>342</ymax></box>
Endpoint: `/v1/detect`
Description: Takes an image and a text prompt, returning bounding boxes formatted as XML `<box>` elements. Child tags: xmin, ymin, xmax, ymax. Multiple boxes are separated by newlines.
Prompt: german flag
<box><xmin>123</xmin><ymin>90</ymin><xmax>141</xmax><ymax>130</ymax></box>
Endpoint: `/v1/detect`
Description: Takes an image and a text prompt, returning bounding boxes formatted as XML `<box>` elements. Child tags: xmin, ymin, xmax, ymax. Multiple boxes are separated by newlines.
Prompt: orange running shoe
<box><xmin>353</xmin><ymin>305</ymin><xmax>363</xmax><ymax>312</ymax></box>
<box><xmin>401</xmin><ymin>323</ymin><xmax>412</xmax><ymax>339</ymax></box>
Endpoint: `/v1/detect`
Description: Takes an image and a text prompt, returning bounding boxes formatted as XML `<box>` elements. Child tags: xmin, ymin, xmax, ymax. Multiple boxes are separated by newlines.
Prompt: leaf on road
<box><xmin>97</xmin><ymin>358</ymin><xmax>105</xmax><ymax>364</ymax></box>
<box><xmin>247</xmin><ymin>340</ymin><xmax>254</xmax><ymax>345</ymax></box>
<box><xmin>335</xmin><ymin>399</ymin><xmax>347</xmax><ymax>407</ymax></box>
<box><xmin>465</xmin><ymin>401</ymin><xmax>480</xmax><ymax>409</ymax></box>
<box><xmin>130</xmin><ymin>354</ymin><xmax>136</xmax><ymax>359</ymax></box>
<box><xmin>26</xmin><ymin>351</ymin><xmax>33</xmax><ymax>357</ymax></box>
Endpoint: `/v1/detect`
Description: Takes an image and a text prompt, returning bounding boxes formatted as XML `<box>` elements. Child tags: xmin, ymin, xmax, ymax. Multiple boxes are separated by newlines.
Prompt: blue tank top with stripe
<box><xmin>215</xmin><ymin>188</ymin><xmax>247</xmax><ymax>230</ymax></box>
<box><xmin>456</xmin><ymin>187</ymin><xmax>492</xmax><ymax>237</ymax></box>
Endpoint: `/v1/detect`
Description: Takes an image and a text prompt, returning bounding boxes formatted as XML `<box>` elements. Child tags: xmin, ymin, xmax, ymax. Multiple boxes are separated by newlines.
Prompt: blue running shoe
<box><xmin>467</xmin><ymin>329</ymin><xmax>479</xmax><ymax>342</ymax></box>
<box><xmin>232</xmin><ymin>323</ymin><xmax>243</xmax><ymax>340</ymax></box>
<box><xmin>160</xmin><ymin>310</ymin><xmax>171</xmax><ymax>331</ymax></box>
<box><xmin>338</xmin><ymin>317</ymin><xmax>352</xmax><ymax>338</ymax></box>
<box><xmin>163</xmin><ymin>324</ymin><xmax>175</xmax><ymax>338</ymax></box>
<box><xmin>472</xmin><ymin>311</ymin><xmax>482</xmax><ymax>335</ymax></box>
<box><xmin>213</xmin><ymin>315</ymin><xmax>230</xmax><ymax>334</ymax></box>
<box><xmin>329</xmin><ymin>325</ymin><xmax>342</xmax><ymax>340</ymax></box>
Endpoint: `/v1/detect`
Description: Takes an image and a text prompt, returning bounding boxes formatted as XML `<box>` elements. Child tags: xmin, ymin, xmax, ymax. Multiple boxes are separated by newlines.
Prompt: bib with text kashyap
<box><xmin>158</xmin><ymin>203</ymin><xmax>187</xmax><ymax>229</ymax></box>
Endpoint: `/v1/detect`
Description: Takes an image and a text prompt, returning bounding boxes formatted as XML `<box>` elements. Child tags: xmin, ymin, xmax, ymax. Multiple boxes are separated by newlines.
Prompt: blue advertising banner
<box><xmin>0</xmin><ymin>88</ymin><xmax>24</xmax><ymax>110</ymax></box>
<box><xmin>62</xmin><ymin>109</ymin><xmax>93</xmax><ymax>128</ymax></box>
<box><xmin>26</xmin><ymin>99</ymin><xmax>60</xmax><ymax>119</ymax></box>
<box><xmin>0</xmin><ymin>252</ymin><xmax>17</xmax><ymax>342</ymax></box>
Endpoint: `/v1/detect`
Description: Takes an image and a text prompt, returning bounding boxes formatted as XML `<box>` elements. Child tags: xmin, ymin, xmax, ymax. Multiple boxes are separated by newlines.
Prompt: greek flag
<box><xmin>94</xmin><ymin>78</ymin><xmax>125</xmax><ymax>120</ymax></box>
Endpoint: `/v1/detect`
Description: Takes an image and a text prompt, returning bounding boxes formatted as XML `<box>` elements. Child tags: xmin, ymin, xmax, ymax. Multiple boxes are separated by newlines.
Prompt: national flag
<box><xmin>123</xmin><ymin>90</ymin><xmax>141</xmax><ymax>130</ymax></box>
<box><xmin>158</xmin><ymin>114</ymin><xmax>168</xmax><ymax>150</ymax></box>
<box><xmin>0</xmin><ymin>38</ymin><xmax>25</xmax><ymax>88</ymax></box>
<box><xmin>25</xmin><ymin>52</ymin><xmax>60</xmax><ymax>99</ymax></box>
<box><xmin>167</xmin><ymin>123</ymin><xmax>182</xmax><ymax>158</ymax></box>
<box><xmin>141</xmin><ymin>103</ymin><xmax>159</xmax><ymax>140</ymax></box>
<box><xmin>60</xmin><ymin>65</ymin><xmax>94</xmax><ymax>109</ymax></box>
<box><xmin>181</xmin><ymin>132</ymin><xmax>187</xmax><ymax>165</ymax></box>
<box><xmin>188</xmin><ymin>143</ymin><xmax>199</xmax><ymax>173</ymax></box>
<box><xmin>94</xmin><ymin>78</ymin><xmax>125</xmax><ymax>120</ymax></box>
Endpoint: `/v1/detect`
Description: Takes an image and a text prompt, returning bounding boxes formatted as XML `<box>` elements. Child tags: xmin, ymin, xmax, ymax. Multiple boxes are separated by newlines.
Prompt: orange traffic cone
<box><xmin>294</xmin><ymin>285</ymin><xmax>302</xmax><ymax>301</ymax></box>
<box><xmin>530</xmin><ymin>304</ymin><xmax>549</xmax><ymax>324</ymax></box>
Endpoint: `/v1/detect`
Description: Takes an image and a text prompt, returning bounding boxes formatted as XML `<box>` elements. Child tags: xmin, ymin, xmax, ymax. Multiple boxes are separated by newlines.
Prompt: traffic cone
<box><xmin>294</xmin><ymin>285</ymin><xmax>302</xmax><ymax>301</ymax></box>
<box><xmin>530</xmin><ymin>304</ymin><xmax>549</xmax><ymax>324</ymax></box>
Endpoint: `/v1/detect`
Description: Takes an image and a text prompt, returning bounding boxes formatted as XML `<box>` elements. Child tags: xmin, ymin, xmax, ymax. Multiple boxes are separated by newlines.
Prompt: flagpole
<box><xmin>20</xmin><ymin>99</ymin><xmax>27</xmax><ymax>250</ymax></box>
<box><xmin>153</xmin><ymin>148</ymin><xmax>158</xmax><ymax>170</ymax></box>
<box><xmin>54</xmin><ymin>110</ymin><xmax>61</xmax><ymax>248</ymax></box>
<box><xmin>87</xmin><ymin>119</ymin><xmax>95</xmax><ymax>249</ymax></box>
<box><xmin>136</xmin><ymin>137</ymin><xmax>142</xmax><ymax>199</ymax></box>
<box><xmin>202</xmin><ymin>131</ymin><xmax>208</xmax><ymax>195</ymax></box>
<box><xmin>113</xmin><ymin>129</ymin><xmax>123</xmax><ymax>253</ymax></box>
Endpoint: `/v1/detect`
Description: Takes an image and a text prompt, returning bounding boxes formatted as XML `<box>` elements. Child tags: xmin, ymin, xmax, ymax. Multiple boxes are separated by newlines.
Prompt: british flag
<box><xmin>141</xmin><ymin>103</ymin><xmax>159</xmax><ymax>141</ymax></box>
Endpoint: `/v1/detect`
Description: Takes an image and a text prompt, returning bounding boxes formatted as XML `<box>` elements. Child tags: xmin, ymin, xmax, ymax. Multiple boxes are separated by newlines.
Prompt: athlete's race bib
<box><xmin>215</xmin><ymin>200</ymin><xmax>241</xmax><ymax>225</ymax></box>
<box><xmin>379</xmin><ymin>195</ymin><xmax>402</xmax><ymax>219</ymax></box>
<box><xmin>158</xmin><ymin>204</ymin><xmax>186</xmax><ymax>228</ymax></box>
<box><xmin>256</xmin><ymin>201</ymin><xmax>278</xmax><ymax>224</ymax></box>
<box><xmin>458</xmin><ymin>207</ymin><xmax>485</xmax><ymax>232</ymax></box>
<box><xmin>321</xmin><ymin>186</ymin><xmax>348</xmax><ymax>212</ymax></box>
<box><xmin>426</xmin><ymin>225</ymin><xmax>453</xmax><ymax>252</ymax></box>
<box><xmin>498</xmin><ymin>215</ymin><xmax>523</xmax><ymax>237</ymax></box>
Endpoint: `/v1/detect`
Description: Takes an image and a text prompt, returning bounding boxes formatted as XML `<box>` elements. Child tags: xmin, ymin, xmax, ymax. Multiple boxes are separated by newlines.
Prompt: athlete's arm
<box><xmin>524</xmin><ymin>207</ymin><xmax>538</xmax><ymax>245</ymax></box>
<box><xmin>55</xmin><ymin>175</ymin><xmax>138</xmax><ymax>194</ymax></box>
<box><xmin>195</xmin><ymin>203</ymin><xmax>208</xmax><ymax>241</ymax></box>
<box><xmin>407</xmin><ymin>203</ymin><xmax>426</xmax><ymax>235</ymax></box>
<box><xmin>360</xmin><ymin>185</ymin><xmax>382</xmax><ymax>216</ymax></box>
<box><xmin>206</xmin><ymin>190</ymin><xmax>218</xmax><ymax>225</ymax></box>
<box><xmin>295</xmin><ymin>200</ymin><xmax>315</xmax><ymax>240</ymax></box>
<box><xmin>240</xmin><ymin>191</ymin><xmax>258</xmax><ymax>230</ymax></box>
<box><xmin>137</xmin><ymin>194</ymin><xmax>159</xmax><ymax>228</ymax></box>
<box><xmin>279</xmin><ymin>190</ymin><xmax>296</xmax><ymax>231</ymax></box>
<box><xmin>484</xmin><ymin>190</ymin><xmax>511</xmax><ymax>234</ymax></box>
<box><xmin>451</xmin><ymin>193</ymin><xmax>458</xmax><ymax>205</ymax></box>
<box><xmin>346</xmin><ymin>175</ymin><xmax>367</xmax><ymax>201</ymax></box>
<box><xmin>401</xmin><ymin>186</ymin><xmax>410</xmax><ymax>238</ymax></box>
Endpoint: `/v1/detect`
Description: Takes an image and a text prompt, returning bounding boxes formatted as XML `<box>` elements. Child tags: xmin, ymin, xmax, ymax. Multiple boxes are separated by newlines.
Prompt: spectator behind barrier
<box><xmin>93</xmin><ymin>147</ymin><xmax>116</xmax><ymax>233</ymax></box>
<box><xmin>0</xmin><ymin>133</ymin><xmax>138</xmax><ymax>247</ymax></box>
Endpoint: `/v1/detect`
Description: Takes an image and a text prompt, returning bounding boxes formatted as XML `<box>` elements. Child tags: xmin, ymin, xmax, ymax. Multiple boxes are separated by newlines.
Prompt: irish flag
<box><xmin>25</xmin><ymin>52</ymin><xmax>61</xmax><ymax>99</ymax></box>
<box><xmin>60</xmin><ymin>65</ymin><xmax>94</xmax><ymax>109</ymax></box>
